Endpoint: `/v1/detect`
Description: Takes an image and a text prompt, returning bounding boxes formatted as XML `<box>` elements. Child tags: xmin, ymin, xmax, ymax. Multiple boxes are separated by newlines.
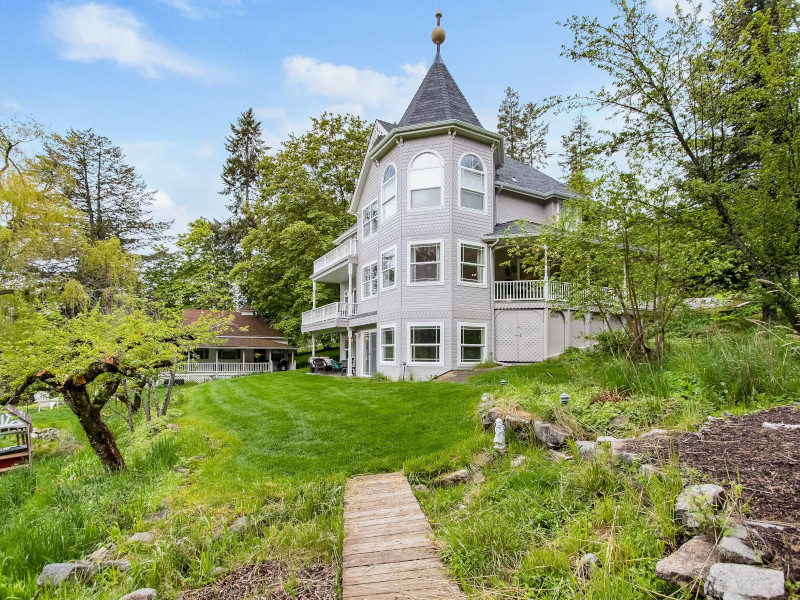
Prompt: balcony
<box><xmin>312</xmin><ymin>239</ymin><xmax>358</xmax><ymax>283</ymax></box>
<box><xmin>301</xmin><ymin>302</ymin><xmax>357</xmax><ymax>332</ymax></box>
<box><xmin>494</xmin><ymin>280</ymin><xmax>616</xmax><ymax>305</ymax></box>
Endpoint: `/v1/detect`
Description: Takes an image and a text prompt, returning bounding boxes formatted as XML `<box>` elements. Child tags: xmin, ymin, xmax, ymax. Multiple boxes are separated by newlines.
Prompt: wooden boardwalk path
<box><xmin>342</xmin><ymin>472</ymin><xmax>467</xmax><ymax>600</ymax></box>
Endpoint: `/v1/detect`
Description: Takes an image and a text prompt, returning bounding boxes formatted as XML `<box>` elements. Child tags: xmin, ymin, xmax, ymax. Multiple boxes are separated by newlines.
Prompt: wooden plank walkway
<box><xmin>343</xmin><ymin>472</ymin><xmax>467</xmax><ymax>600</ymax></box>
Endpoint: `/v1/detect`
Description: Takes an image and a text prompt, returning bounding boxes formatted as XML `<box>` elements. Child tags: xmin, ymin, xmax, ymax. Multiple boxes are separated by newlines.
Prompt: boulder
<box><xmin>412</xmin><ymin>483</ymin><xmax>429</xmax><ymax>494</ymax></box>
<box><xmin>534</xmin><ymin>421</ymin><xmax>570</xmax><ymax>448</ymax></box>
<box><xmin>675</xmin><ymin>484</ymin><xmax>725</xmax><ymax>528</ymax></box>
<box><xmin>718</xmin><ymin>536</ymin><xmax>761</xmax><ymax>565</ymax></box>
<box><xmin>655</xmin><ymin>536</ymin><xmax>721</xmax><ymax>586</ymax></box>
<box><xmin>88</xmin><ymin>545</ymin><xmax>112</xmax><ymax>561</ymax></box>
<box><xmin>639</xmin><ymin>428</ymin><xmax>669</xmax><ymax>439</ymax></box>
<box><xmin>484</xmin><ymin>407</ymin><xmax>501</xmax><ymax>430</ymax></box>
<box><xmin>438</xmin><ymin>469</ymin><xmax>470</xmax><ymax>487</ymax></box>
<box><xmin>36</xmin><ymin>561</ymin><xmax>97</xmax><ymax>587</ymax></box>
<box><xmin>128</xmin><ymin>532</ymin><xmax>154</xmax><ymax>544</ymax></box>
<box><xmin>576</xmin><ymin>441</ymin><xmax>596</xmax><ymax>460</ymax></box>
<box><xmin>704</xmin><ymin>563</ymin><xmax>785</xmax><ymax>600</ymax></box>
<box><xmin>612</xmin><ymin>448</ymin><xmax>641</xmax><ymax>465</ymax></box>
<box><xmin>596</xmin><ymin>435</ymin><xmax>621</xmax><ymax>443</ymax></box>
<box><xmin>99</xmin><ymin>559</ymin><xmax>132</xmax><ymax>572</ymax></box>
<box><xmin>120</xmin><ymin>589</ymin><xmax>157</xmax><ymax>600</ymax></box>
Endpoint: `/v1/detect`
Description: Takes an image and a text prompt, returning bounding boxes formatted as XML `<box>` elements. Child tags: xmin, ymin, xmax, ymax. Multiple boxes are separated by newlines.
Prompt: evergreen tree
<box><xmin>520</xmin><ymin>101</ymin><xmax>553</xmax><ymax>169</ymax></box>
<box><xmin>220</xmin><ymin>108</ymin><xmax>267</xmax><ymax>217</ymax></box>
<box><xmin>38</xmin><ymin>129</ymin><xmax>171</xmax><ymax>251</ymax></box>
<box><xmin>497</xmin><ymin>87</ymin><xmax>525</xmax><ymax>160</ymax></box>
<box><xmin>559</xmin><ymin>114</ymin><xmax>599</xmax><ymax>195</ymax></box>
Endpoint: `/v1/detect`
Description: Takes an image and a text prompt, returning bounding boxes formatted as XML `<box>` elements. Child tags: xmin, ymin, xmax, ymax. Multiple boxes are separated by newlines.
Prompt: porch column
<box><xmin>290</xmin><ymin>351</ymin><xmax>295</xmax><ymax>370</ymax></box>
<box><xmin>311</xmin><ymin>333</ymin><xmax>316</xmax><ymax>358</ymax></box>
<box><xmin>242</xmin><ymin>349</ymin><xmax>245</xmax><ymax>372</ymax></box>
<box><xmin>347</xmin><ymin>262</ymin><xmax>353</xmax><ymax>307</ymax></box>
<box><xmin>346</xmin><ymin>328</ymin><xmax>353</xmax><ymax>376</ymax></box>
<box><xmin>312</xmin><ymin>280</ymin><xmax>317</xmax><ymax>309</ymax></box>
<box><xmin>544</xmin><ymin>245</ymin><xmax>550</xmax><ymax>301</ymax></box>
<box><xmin>564</xmin><ymin>309</ymin><xmax>571</xmax><ymax>350</ymax></box>
<box><xmin>215</xmin><ymin>349</ymin><xmax>219</xmax><ymax>372</ymax></box>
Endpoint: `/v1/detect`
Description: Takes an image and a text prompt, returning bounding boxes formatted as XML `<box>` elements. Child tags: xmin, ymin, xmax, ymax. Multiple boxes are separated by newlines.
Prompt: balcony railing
<box><xmin>494</xmin><ymin>280</ymin><xmax>616</xmax><ymax>304</ymax></box>
<box><xmin>313</xmin><ymin>239</ymin><xmax>357</xmax><ymax>275</ymax></box>
<box><xmin>173</xmin><ymin>362</ymin><xmax>275</xmax><ymax>374</ymax></box>
<box><xmin>301</xmin><ymin>302</ymin><xmax>358</xmax><ymax>327</ymax></box>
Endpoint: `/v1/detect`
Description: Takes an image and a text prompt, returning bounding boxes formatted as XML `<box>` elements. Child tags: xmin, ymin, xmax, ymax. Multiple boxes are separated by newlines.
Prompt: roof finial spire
<box><xmin>432</xmin><ymin>8</ymin><xmax>445</xmax><ymax>55</ymax></box>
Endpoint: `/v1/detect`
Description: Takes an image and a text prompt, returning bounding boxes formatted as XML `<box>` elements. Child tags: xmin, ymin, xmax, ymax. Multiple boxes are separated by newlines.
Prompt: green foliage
<box><xmin>497</xmin><ymin>87</ymin><xmax>553</xmax><ymax>168</ymax></box>
<box><xmin>220</xmin><ymin>107</ymin><xmax>267</xmax><ymax>217</ymax></box>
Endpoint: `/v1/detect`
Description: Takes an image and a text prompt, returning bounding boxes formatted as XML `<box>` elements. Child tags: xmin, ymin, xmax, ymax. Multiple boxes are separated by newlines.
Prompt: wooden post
<box><xmin>544</xmin><ymin>245</ymin><xmax>550</xmax><ymax>302</ymax></box>
<box><xmin>312</xmin><ymin>280</ymin><xmax>317</xmax><ymax>309</ymax></box>
<box><xmin>215</xmin><ymin>348</ymin><xmax>219</xmax><ymax>372</ymax></box>
<box><xmin>311</xmin><ymin>334</ymin><xmax>316</xmax><ymax>358</ymax></box>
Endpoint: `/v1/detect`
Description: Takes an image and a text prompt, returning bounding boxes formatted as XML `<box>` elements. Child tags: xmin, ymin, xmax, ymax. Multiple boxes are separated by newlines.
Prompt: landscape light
<box><xmin>560</xmin><ymin>393</ymin><xmax>570</xmax><ymax>405</ymax></box>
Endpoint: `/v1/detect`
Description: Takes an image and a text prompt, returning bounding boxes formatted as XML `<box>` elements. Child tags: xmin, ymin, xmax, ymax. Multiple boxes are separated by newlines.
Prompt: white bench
<box><xmin>33</xmin><ymin>391</ymin><xmax>60</xmax><ymax>411</ymax></box>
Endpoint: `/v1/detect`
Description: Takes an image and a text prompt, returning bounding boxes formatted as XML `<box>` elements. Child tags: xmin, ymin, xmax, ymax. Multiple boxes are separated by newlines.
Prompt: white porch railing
<box><xmin>313</xmin><ymin>239</ymin><xmax>357</xmax><ymax>275</ymax></box>
<box><xmin>301</xmin><ymin>302</ymin><xmax>357</xmax><ymax>327</ymax></box>
<box><xmin>494</xmin><ymin>280</ymin><xmax>616</xmax><ymax>304</ymax></box>
<box><xmin>173</xmin><ymin>362</ymin><xmax>274</xmax><ymax>374</ymax></box>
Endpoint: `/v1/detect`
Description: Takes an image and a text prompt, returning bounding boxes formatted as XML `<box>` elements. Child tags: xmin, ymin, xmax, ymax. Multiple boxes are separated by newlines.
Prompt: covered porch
<box><xmin>174</xmin><ymin>346</ymin><xmax>297</xmax><ymax>382</ymax></box>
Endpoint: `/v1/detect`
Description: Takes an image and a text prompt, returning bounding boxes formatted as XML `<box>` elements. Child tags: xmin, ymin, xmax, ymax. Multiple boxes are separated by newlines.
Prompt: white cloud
<box><xmin>44</xmin><ymin>2</ymin><xmax>210</xmax><ymax>79</ymax></box>
<box><xmin>650</xmin><ymin>0</ymin><xmax>711</xmax><ymax>19</ymax></box>
<box><xmin>194</xmin><ymin>141</ymin><xmax>214</xmax><ymax>159</ymax></box>
<box><xmin>156</xmin><ymin>0</ymin><xmax>242</xmax><ymax>20</ymax></box>
<box><xmin>151</xmin><ymin>190</ymin><xmax>191</xmax><ymax>234</ymax></box>
<box><xmin>283</xmin><ymin>56</ymin><xmax>427</xmax><ymax>120</ymax></box>
<box><xmin>254</xmin><ymin>107</ymin><xmax>287</xmax><ymax>121</ymax></box>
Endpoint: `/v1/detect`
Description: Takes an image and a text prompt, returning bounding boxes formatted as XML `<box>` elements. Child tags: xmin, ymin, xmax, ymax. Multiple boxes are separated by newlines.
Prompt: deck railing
<box><xmin>494</xmin><ymin>280</ymin><xmax>616</xmax><ymax>304</ymax></box>
<box><xmin>301</xmin><ymin>302</ymin><xmax>358</xmax><ymax>327</ymax></box>
<box><xmin>173</xmin><ymin>362</ymin><xmax>274</xmax><ymax>374</ymax></box>
<box><xmin>313</xmin><ymin>239</ymin><xmax>357</xmax><ymax>275</ymax></box>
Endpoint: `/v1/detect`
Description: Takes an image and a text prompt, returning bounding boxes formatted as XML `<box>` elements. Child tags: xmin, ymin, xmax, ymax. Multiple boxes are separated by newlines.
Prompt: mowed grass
<box><xmin>178</xmin><ymin>370</ymin><xmax>485</xmax><ymax>488</ymax></box>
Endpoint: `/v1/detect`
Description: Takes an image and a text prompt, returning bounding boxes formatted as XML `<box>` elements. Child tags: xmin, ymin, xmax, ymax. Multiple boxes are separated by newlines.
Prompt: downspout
<box><xmin>489</xmin><ymin>238</ymin><xmax>500</xmax><ymax>362</ymax></box>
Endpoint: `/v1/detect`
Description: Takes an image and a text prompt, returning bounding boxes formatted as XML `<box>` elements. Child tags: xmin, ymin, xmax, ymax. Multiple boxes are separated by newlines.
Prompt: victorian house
<box><xmin>301</xmin><ymin>14</ymin><xmax>614</xmax><ymax>379</ymax></box>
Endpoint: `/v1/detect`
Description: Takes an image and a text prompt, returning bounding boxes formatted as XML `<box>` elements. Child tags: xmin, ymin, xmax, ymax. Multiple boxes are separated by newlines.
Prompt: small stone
<box><xmin>704</xmin><ymin>563</ymin><xmax>784</xmax><ymax>600</ymax></box>
<box><xmin>576</xmin><ymin>441</ymin><xmax>596</xmax><ymax>460</ymax></box>
<box><xmin>145</xmin><ymin>508</ymin><xmax>170</xmax><ymax>522</ymax></box>
<box><xmin>471</xmin><ymin>472</ymin><xmax>486</xmax><ymax>484</ymax></box>
<box><xmin>534</xmin><ymin>421</ymin><xmax>571</xmax><ymax>448</ymax></box>
<box><xmin>510</xmin><ymin>454</ymin><xmax>527</xmax><ymax>468</ymax></box>
<box><xmin>574</xmin><ymin>553</ymin><xmax>600</xmax><ymax>579</ymax></box>
<box><xmin>726</xmin><ymin>523</ymin><xmax>750</xmax><ymax>540</ymax></box>
<box><xmin>33</xmin><ymin>427</ymin><xmax>60</xmax><ymax>440</ymax></box>
<box><xmin>438</xmin><ymin>469</ymin><xmax>470</xmax><ymax>487</ymax></box>
<box><xmin>639</xmin><ymin>428</ymin><xmax>669</xmax><ymax>439</ymax></box>
<box><xmin>746</xmin><ymin>520</ymin><xmax>785</xmax><ymax>531</ymax></box>
<box><xmin>503</xmin><ymin>411</ymin><xmax>534</xmax><ymax>433</ymax></box>
<box><xmin>412</xmin><ymin>483</ymin><xmax>429</xmax><ymax>494</ymax></box>
<box><xmin>548</xmin><ymin>449</ymin><xmax>572</xmax><ymax>462</ymax></box>
<box><xmin>484</xmin><ymin>407</ymin><xmax>501</xmax><ymax>430</ymax></box>
<box><xmin>36</xmin><ymin>561</ymin><xmax>97</xmax><ymax>587</ymax></box>
<box><xmin>128</xmin><ymin>532</ymin><xmax>154</xmax><ymax>544</ymax></box>
<box><xmin>675</xmin><ymin>484</ymin><xmax>725</xmax><ymax>528</ymax></box>
<box><xmin>119</xmin><ymin>588</ymin><xmax>157</xmax><ymax>600</ymax></box>
<box><xmin>88</xmin><ymin>545</ymin><xmax>111</xmax><ymax>561</ymax></box>
<box><xmin>596</xmin><ymin>436</ymin><xmax>621</xmax><ymax>443</ymax></box>
<box><xmin>612</xmin><ymin>448</ymin><xmax>640</xmax><ymax>465</ymax></box>
<box><xmin>99</xmin><ymin>559</ymin><xmax>132</xmax><ymax>572</ymax></box>
<box><xmin>655</xmin><ymin>536</ymin><xmax>721</xmax><ymax>586</ymax></box>
<box><xmin>718</xmin><ymin>536</ymin><xmax>761</xmax><ymax>565</ymax></box>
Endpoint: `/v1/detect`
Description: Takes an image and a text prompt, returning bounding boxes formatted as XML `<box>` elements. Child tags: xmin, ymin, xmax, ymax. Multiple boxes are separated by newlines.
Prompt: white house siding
<box><xmin>494</xmin><ymin>309</ymin><xmax>546</xmax><ymax>362</ymax></box>
<box><xmin>547</xmin><ymin>311</ymin><xmax>566</xmax><ymax>357</ymax></box>
<box><xmin>495</xmin><ymin>190</ymin><xmax>547</xmax><ymax>225</ymax></box>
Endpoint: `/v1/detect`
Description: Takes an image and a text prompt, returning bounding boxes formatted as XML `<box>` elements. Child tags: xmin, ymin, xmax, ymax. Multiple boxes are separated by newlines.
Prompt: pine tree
<box><xmin>519</xmin><ymin>101</ymin><xmax>553</xmax><ymax>169</ymax></box>
<box><xmin>559</xmin><ymin>114</ymin><xmax>599</xmax><ymax>195</ymax></box>
<box><xmin>220</xmin><ymin>108</ymin><xmax>267</xmax><ymax>217</ymax></box>
<box><xmin>497</xmin><ymin>87</ymin><xmax>525</xmax><ymax>161</ymax></box>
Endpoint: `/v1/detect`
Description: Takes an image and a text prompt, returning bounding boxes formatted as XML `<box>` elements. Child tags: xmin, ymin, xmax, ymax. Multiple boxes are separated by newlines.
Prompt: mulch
<box><xmin>179</xmin><ymin>563</ymin><xmax>336</xmax><ymax>600</ymax></box>
<box><xmin>622</xmin><ymin>405</ymin><xmax>800</xmax><ymax>579</ymax></box>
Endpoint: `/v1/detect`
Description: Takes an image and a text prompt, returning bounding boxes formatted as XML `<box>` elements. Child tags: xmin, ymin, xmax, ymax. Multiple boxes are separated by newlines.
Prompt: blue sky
<box><xmin>1</xmin><ymin>0</ymin><xmax>678</xmax><ymax>235</ymax></box>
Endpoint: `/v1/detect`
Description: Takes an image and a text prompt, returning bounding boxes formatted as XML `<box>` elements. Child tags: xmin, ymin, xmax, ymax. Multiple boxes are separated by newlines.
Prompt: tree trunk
<box><xmin>144</xmin><ymin>381</ymin><xmax>151</xmax><ymax>422</ymax></box>
<box><xmin>121</xmin><ymin>380</ymin><xmax>134</xmax><ymax>433</ymax></box>
<box><xmin>62</xmin><ymin>387</ymin><xmax>126</xmax><ymax>472</ymax></box>
<box><xmin>160</xmin><ymin>371</ymin><xmax>176</xmax><ymax>417</ymax></box>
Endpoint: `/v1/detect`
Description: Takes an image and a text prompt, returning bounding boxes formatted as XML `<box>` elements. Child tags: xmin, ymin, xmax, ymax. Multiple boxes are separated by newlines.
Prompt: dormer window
<box><xmin>382</xmin><ymin>165</ymin><xmax>397</xmax><ymax>219</ymax></box>
<box><xmin>460</xmin><ymin>154</ymin><xmax>485</xmax><ymax>211</ymax></box>
<box><xmin>362</xmin><ymin>200</ymin><xmax>378</xmax><ymax>238</ymax></box>
<box><xmin>409</xmin><ymin>152</ymin><xmax>442</xmax><ymax>209</ymax></box>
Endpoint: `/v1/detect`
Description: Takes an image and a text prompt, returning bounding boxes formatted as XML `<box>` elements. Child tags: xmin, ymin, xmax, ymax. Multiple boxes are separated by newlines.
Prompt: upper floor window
<box><xmin>381</xmin><ymin>247</ymin><xmax>396</xmax><ymax>290</ymax></box>
<box><xmin>459</xmin><ymin>242</ymin><xmax>486</xmax><ymax>285</ymax></box>
<box><xmin>362</xmin><ymin>262</ymin><xmax>377</xmax><ymax>299</ymax></box>
<box><xmin>362</xmin><ymin>200</ymin><xmax>378</xmax><ymax>238</ymax></box>
<box><xmin>409</xmin><ymin>242</ymin><xmax>442</xmax><ymax>284</ymax></box>
<box><xmin>382</xmin><ymin>165</ymin><xmax>397</xmax><ymax>219</ymax></box>
<box><xmin>460</xmin><ymin>154</ymin><xmax>485</xmax><ymax>211</ymax></box>
<box><xmin>409</xmin><ymin>152</ymin><xmax>442</xmax><ymax>209</ymax></box>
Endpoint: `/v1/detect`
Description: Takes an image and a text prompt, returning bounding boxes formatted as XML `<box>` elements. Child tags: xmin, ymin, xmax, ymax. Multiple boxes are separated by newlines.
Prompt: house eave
<box><xmin>494</xmin><ymin>181</ymin><xmax>577</xmax><ymax>202</ymax></box>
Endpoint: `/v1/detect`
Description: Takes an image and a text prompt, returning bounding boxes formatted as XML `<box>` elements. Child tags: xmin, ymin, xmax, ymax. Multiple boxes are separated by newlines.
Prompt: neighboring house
<box><xmin>301</xmin><ymin>21</ymin><xmax>617</xmax><ymax>379</ymax></box>
<box><xmin>176</xmin><ymin>305</ymin><xmax>297</xmax><ymax>382</ymax></box>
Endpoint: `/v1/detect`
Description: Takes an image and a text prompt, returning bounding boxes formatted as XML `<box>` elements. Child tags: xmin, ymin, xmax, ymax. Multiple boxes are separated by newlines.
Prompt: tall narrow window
<box><xmin>409</xmin><ymin>325</ymin><xmax>442</xmax><ymax>364</ymax></box>
<box><xmin>362</xmin><ymin>262</ymin><xmax>377</xmax><ymax>299</ymax></box>
<box><xmin>382</xmin><ymin>165</ymin><xmax>397</xmax><ymax>219</ymax></box>
<box><xmin>459</xmin><ymin>242</ymin><xmax>486</xmax><ymax>285</ymax></box>
<box><xmin>381</xmin><ymin>247</ymin><xmax>396</xmax><ymax>290</ymax></box>
<box><xmin>409</xmin><ymin>152</ymin><xmax>442</xmax><ymax>209</ymax></box>
<box><xmin>409</xmin><ymin>242</ymin><xmax>442</xmax><ymax>284</ymax></box>
<box><xmin>380</xmin><ymin>326</ymin><xmax>395</xmax><ymax>363</ymax></box>
<box><xmin>459</xmin><ymin>325</ymin><xmax>486</xmax><ymax>363</ymax></box>
<box><xmin>362</xmin><ymin>201</ymin><xmax>378</xmax><ymax>238</ymax></box>
<box><xmin>460</xmin><ymin>154</ymin><xmax>485</xmax><ymax>211</ymax></box>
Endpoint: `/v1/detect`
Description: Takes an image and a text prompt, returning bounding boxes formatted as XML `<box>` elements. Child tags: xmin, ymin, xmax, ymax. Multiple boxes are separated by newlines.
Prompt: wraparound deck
<box><xmin>301</xmin><ymin>302</ymin><xmax>358</xmax><ymax>332</ymax></box>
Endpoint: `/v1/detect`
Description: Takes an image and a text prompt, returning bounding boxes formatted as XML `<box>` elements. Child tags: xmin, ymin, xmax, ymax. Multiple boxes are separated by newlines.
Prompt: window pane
<box><xmin>412</xmin><ymin>346</ymin><xmax>439</xmax><ymax>362</ymax></box>
<box><xmin>461</xmin><ymin>245</ymin><xmax>482</xmax><ymax>264</ymax></box>
<box><xmin>462</xmin><ymin>169</ymin><xmax>484</xmax><ymax>191</ymax></box>
<box><xmin>461</xmin><ymin>346</ymin><xmax>483</xmax><ymax>362</ymax></box>
<box><xmin>383</xmin><ymin>165</ymin><xmax>396</xmax><ymax>182</ymax></box>
<box><xmin>462</xmin><ymin>327</ymin><xmax>484</xmax><ymax>345</ymax></box>
<box><xmin>382</xmin><ymin>328</ymin><xmax>394</xmax><ymax>345</ymax></box>
<box><xmin>411</xmin><ymin>326</ymin><xmax>439</xmax><ymax>344</ymax></box>
<box><xmin>384</xmin><ymin>346</ymin><xmax>395</xmax><ymax>361</ymax></box>
<box><xmin>383</xmin><ymin>270</ymin><xmax>395</xmax><ymax>288</ymax></box>
<box><xmin>461</xmin><ymin>264</ymin><xmax>480</xmax><ymax>282</ymax></box>
<box><xmin>412</xmin><ymin>263</ymin><xmax>439</xmax><ymax>282</ymax></box>
<box><xmin>460</xmin><ymin>154</ymin><xmax>483</xmax><ymax>171</ymax></box>
<box><xmin>413</xmin><ymin>244</ymin><xmax>439</xmax><ymax>263</ymax></box>
<box><xmin>460</xmin><ymin>189</ymin><xmax>484</xmax><ymax>211</ymax></box>
<box><xmin>411</xmin><ymin>152</ymin><xmax>440</xmax><ymax>170</ymax></box>
<box><xmin>383</xmin><ymin>177</ymin><xmax>396</xmax><ymax>199</ymax></box>
<box><xmin>411</xmin><ymin>187</ymin><xmax>441</xmax><ymax>208</ymax></box>
<box><xmin>382</xmin><ymin>196</ymin><xmax>396</xmax><ymax>219</ymax></box>
<box><xmin>382</xmin><ymin>251</ymin><xmax>395</xmax><ymax>270</ymax></box>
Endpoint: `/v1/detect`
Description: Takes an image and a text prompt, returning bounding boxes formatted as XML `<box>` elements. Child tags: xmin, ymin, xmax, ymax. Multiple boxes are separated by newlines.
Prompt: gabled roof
<box><xmin>495</xmin><ymin>157</ymin><xmax>574</xmax><ymax>199</ymax></box>
<box><xmin>483</xmin><ymin>220</ymin><xmax>542</xmax><ymax>241</ymax></box>
<box><xmin>397</xmin><ymin>54</ymin><xmax>482</xmax><ymax>128</ymax></box>
<box><xmin>376</xmin><ymin>119</ymin><xmax>397</xmax><ymax>133</ymax></box>
<box><xmin>183</xmin><ymin>309</ymin><xmax>290</xmax><ymax>341</ymax></box>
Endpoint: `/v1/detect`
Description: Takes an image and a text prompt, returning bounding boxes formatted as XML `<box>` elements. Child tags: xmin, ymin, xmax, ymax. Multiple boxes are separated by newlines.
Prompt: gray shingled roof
<box><xmin>495</xmin><ymin>157</ymin><xmax>571</xmax><ymax>198</ymax></box>
<box><xmin>483</xmin><ymin>220</ymin><xmax>541</xmax><ymax>240</ymax></box>
<box><xmin>376</xmin><ymin>119</ymin><xmax>397</xmax><ymax>133</ymax></box>
<box><xmin>397</xmin><ymin>54</ymin><xmax>482</xmax><ymax>128</ymax></box>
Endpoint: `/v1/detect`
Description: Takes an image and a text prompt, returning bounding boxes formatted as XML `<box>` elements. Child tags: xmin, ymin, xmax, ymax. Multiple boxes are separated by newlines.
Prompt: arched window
<box><xmin>382</xmin><ymin>165</ymin><xmax>397</xmax><ymax>219</ymax></box>
<box><xmin>409</xmin><ymin>152</ymin><xmax>442</xmax><ymax>209</ymax></box>
<box><xmin>460</xmin><ymin>154</ymin><xmax>485</xmax><ymax>211</ymax></box>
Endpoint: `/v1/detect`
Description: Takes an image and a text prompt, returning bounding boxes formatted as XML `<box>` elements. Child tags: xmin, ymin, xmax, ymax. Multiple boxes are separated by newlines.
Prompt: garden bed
<box><xmin>622</xmin><ymin>405</ymin><xmax>800</xmax><ymax>578</ymax></box>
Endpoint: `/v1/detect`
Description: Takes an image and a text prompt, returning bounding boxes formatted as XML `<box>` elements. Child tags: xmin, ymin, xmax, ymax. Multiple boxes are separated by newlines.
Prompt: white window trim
<box><xmin>362</xmin><ymin>199</ymin><xmax>379</xmax><ymax>239</ymax></box>
<box><xmin>458</xmin><ymin>322</ymin><xmax>487</xmax><ymax>365</ymax></box>
<box><xmin>361</xmin><ymin>260</ymin><xmax>378</xmax><ymax>299</ymax></box>
<box><xmin>457</xmin><ymin>152</ymin><xmax>488</xmax><ymax>214</ymax></box>
<box><xmin>407</xmin><ymin>239</ymin><xmax>445</xmax><ymax>287</ymax></box>
<box><xmin>381</xmin><ymin>163</ymin><xmax>398</xmax><ymax>222</ymax></box>
<box><xmin>379</xmin><ymin>323</ymin><xmax>397</xmax><ymax>365</ymax></box>
<box><xmin>380</xmin><ymin>245</ymin><xmax>398</xmax><ymax>291</ymax></box>
<box><xmin>361</xmin><ymin>328</ymin><xmax>377</xmax><ymax>377</ymax></box>
<box><xmin>407</xmin><ymin>150</ymin><xmax>444</xmax><ymax>211</ymax></box>
<box><xmin>457</xmin><ymin>239</ymin><xmax>488</xmax><ymax>288</ymax></box>
<box><xmin>407</xmin><ymin>322</ymin><xmax>444</xmax><ymax>366</ymax></box>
